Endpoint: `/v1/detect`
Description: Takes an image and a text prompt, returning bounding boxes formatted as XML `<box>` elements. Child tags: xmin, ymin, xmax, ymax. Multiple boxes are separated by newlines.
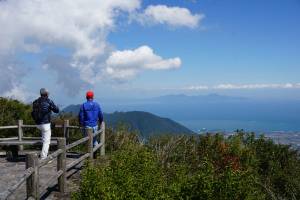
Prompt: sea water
<box><xmin>179</xmin><ymin>119</ymin><xmax>300</xmax><ymax>133</ymax></box>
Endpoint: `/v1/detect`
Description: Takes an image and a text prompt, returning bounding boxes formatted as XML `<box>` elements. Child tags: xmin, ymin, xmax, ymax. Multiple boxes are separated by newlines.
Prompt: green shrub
<box><xmin>73</xmin><ymin>131</ymin><xmax>300</xmax><ymax>200</ymax></box>
<box><xmin>73</xmin><ymin>141</ymin><xmax>168</xmax><ymax>200</ymax></box>
<box><xmin>253</xmin><ymin>136</ymin><xmax>300</xmax><ymax>199</ymax></box>
<box><xmin>0</xmin><ymin>97</ymin><xmax>35</xmax><ymax>138</ymax></box>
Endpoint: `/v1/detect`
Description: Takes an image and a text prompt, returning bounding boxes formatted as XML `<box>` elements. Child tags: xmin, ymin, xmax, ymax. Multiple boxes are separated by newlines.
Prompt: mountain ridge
<box><xmin>62</xmin><ymin>105</ymin><xmax>194</xmax><ymax>136</ymax></box>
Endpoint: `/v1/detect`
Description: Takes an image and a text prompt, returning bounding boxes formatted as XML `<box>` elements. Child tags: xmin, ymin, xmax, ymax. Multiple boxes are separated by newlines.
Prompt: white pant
<box><xmin>37</xmin><ymin>123</ymin><xmax>51</xmax><ymax>159</ymax></box>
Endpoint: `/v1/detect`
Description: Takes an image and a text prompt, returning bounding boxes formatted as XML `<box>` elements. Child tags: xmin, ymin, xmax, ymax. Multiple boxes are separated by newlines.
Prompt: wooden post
<box><xmin>63</xmin><ymin>120</ymin><xmax>69</xmax><ymax>143</ymax></box>
<box><xmin>57</xmin><ymin>138</ymin><xmax>66</xmax><ymax>193</ymax></box>
<box><xmin>100</xmin><ymin>123</ymin><xmax>105</xmax><ymax>156</ymax></box>
<box><xmin>18</xmin><ymin>120</ymin><xmax>23</xmax><ymax>151</ymax></box>
<box><xmin>87</xmin><ymin>128</ymin><xmax>94</xmax><ymax>160</ymax></box>
<box><xmin>26</xmin><ymin>153</ymin><xmax>39</xmax><ymax>199</ymax></box>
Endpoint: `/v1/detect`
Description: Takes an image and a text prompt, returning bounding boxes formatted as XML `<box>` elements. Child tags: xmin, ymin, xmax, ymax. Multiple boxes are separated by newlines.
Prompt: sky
<box><xmin>0</xmin><ymin>0</ymin><xmax>300</xmax><ymax>105</ymax></box>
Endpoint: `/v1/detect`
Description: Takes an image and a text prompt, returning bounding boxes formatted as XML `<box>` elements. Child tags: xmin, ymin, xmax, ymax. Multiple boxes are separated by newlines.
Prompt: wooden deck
<box><xmin>0</xmin><ymin>153</ymin><xmax>83</xmax><ymax>200</ymax></box>
<box><xmin>0</xmin><ymin>120</ymin><xmax>106</xmax><ymax>199</ymax></box>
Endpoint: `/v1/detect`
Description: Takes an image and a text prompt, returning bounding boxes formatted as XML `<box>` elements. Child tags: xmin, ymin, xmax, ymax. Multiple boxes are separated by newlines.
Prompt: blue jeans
<box><xmin>83</xmin><ymin>126</ymin><xmax>99</xmax><ymax>147</ymax></box>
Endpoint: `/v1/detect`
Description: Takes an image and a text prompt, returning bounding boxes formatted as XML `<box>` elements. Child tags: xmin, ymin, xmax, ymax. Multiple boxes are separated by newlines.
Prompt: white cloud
<box><xmin>214</xmin><ymin>83</ymin><xmax>299</xmax><ymax>89</ymax></box>
<box><xmin>184</xmin><ymin>85</ymin><xmax>209</xmax><ymax>90</ymax></box>
<box><xmin>105</xmin><ymin>45</ymin><xmax>181</xmax><ymax>80</ymax></box>
<box><xmin>0</xmin><ymin>58</ymin><xmax>25</xmax><ymax>94</ymax></box>
<box><xmin>183</xmin><ymin>83</ymin><xmax>300</xmax><ymax>90</ymax></box>
<box><xmin>0</xmin><ymin>0</ymin><xmax>141</xmax><ymax>57</ymax></box>
<box><xmin>137</xmin><ymin>5</ymin><xmax>204</xmax><ymax>28</ymax></box>
<box><xmin>1</xmin><ymin>86</ymin><xmax>35</xmax><ymax>103</ymax></box>
<box><xmin>43</xmin><ymin>55</ymin><xmax>90</xmax><ymax>96</ymax></box>
<box><xmin>0</xmin><ymin>0</ymin><xmax>141</xmax><ymax>95</ymax></box>
<box><xmin>0</xmin><ymin>0</ymin><xmax>197</xmax><ymax>98</ymax></box>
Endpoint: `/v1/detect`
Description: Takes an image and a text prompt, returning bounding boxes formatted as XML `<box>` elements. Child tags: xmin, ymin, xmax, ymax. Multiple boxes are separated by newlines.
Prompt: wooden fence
<box><xmin>0</xmin><ymin>120</ymin><xmax>105</xmax><ymax>199</ymax></box>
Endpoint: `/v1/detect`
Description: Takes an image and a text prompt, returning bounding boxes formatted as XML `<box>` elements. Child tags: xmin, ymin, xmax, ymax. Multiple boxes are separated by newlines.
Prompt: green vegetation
<box><xmin>74</xmin><ymin>131</ymin><xmax>300</xmax><ymax>200</ymax></box>
<box><xmin>0</xmin><ymin>98</ymin><xmax>83</xmax><ymax>152</ymax></box>
<box><xmin>104</xmin><ymin>111</ymin><xmax>194</xmax><ymax>137</ymax></box>
<box><xmin>0</xmin><ymin>97</ymin><xmax>34</xmax><ymax>137</ymax></box>
<box><xmin>1</xmin><ymin>97</ymin><xmax>300</xmax><ymax>199</ymax></box>
<box><xmin>0</xmin><ymin>98</ymin><xmax>74</xmax><ymax>139</ymax></box>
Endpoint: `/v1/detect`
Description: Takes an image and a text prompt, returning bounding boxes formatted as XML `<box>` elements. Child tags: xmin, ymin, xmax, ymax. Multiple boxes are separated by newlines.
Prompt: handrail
<box><xmin>0</xmin><ymin>140</ymin><xmax>57</xmax><ymax>146</ymax></box>
<box><xmin>23</xmin><ymin>136</ymin><xmax>61</xmax><ymax>140</ymax></box>
<box><xmin>0</xmin><ymin>120</ymin><xmax>105</xmax><ymax>199</ymax></box>
<box><xmin>0</xmin><ymin>137</ymin><xmax>18</xmax><ymax>141</ymax></box>
<box><xmin>21</xmin><ymin>124</ymin><xmax>64</xmax><ymax>128</ymax></box>
<box><xmin>66</xmin><ymin>136</ymin><xmax>89</xmax><ymax>150</ymax></box>
<box><xmin>21</xmin><ymin>125</ymin><xmax>38</xmax><ymax>128</ymax></box>
<box><xmin>93</xmin><ymin>142</ymin><xmax>103</xmax><ymax>153</ymax></box>
<box><xmin>67</xmin><ymin>153</ymin><xmax>90</xmax><ymax>170</ymax></box>
<box><xmin>94</xmin><ymin>128</ymin><xmax>104</xmax><ymax>137</ymax></box>
<box><xmin>0</xmin><ymin>125</ymin><xmax>18</xmax><ymax>129</ymax></box>
<box><xmin>39</xmin><ymin>149</ymin><xmax>63</xmax><ymax>167</ymax></box>
<box><xmin>1</xmin><ymin>124</ymin><xmax>72</xmax><ymax>129</ymax></box>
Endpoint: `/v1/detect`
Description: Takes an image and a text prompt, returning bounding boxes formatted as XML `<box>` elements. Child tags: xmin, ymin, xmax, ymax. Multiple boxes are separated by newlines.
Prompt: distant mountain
<box><xmin>62</xmin><ymin>104</ymin><xmax>81</xmax><ymax>114</ymax></box>
<box><xmin>62</xmin><ymin>105</ymin><xmax>194</xmax><ymax>136</ymax></box>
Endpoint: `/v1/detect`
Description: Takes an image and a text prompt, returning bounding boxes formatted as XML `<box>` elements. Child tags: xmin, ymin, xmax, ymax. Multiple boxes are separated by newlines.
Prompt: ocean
<box><xmin>179</xmin><ymin>119</ymin><xmax>300</xmax><ymax>133</ymax></box>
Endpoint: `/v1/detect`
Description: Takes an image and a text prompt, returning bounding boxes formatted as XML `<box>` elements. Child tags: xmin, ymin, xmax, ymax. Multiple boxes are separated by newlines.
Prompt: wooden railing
<box><xmin>0</xmin><ymin>120</ymin><xmax>105</xmax><ymax>200</ymax></box>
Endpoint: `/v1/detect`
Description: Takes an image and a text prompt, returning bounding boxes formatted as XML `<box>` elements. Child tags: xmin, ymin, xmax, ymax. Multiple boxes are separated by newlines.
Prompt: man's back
<box><xmin>32</xmin><ymin>88</ymin><xmax>59</xmax><ymax>159</ymax></box>
<box><xmin>32</xmin><ymin>97</ymin><xmax>59</xmax><ymax>125</ymax></box>
<box><xmin>79</xmin><ymin>100</ymin><xmax>103</xmax><ymax>127</ymax></box>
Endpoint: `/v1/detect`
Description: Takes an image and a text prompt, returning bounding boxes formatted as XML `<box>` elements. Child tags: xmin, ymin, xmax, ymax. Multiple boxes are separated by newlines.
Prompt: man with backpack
<box><xmin>78</xmin><ymin>90</ymin><xmax>103</xmax><ymax>147</ymax></box>
<box><xmin>31</xmin><ymin>88</ymin><xmax>59</xmax><ymax>160</ymax></box>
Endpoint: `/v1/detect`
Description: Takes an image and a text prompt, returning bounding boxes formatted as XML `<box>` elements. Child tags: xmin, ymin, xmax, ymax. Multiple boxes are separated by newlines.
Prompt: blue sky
<box><xmin>113</xmin><ymin>0</ymin><xmax>300</xmax><ymax>84</ymax></box>
<box><xmin>0</xmin><ymin>0</ymin><xmax>299</xmax><ymax>104</ymax></box>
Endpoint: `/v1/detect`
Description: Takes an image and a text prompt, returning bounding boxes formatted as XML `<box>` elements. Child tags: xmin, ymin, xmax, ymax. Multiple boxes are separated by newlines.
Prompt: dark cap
<box><xmin>40</xmin><ymin>88</ymin><xmax>49</xmax><ymax>96</ymax></box>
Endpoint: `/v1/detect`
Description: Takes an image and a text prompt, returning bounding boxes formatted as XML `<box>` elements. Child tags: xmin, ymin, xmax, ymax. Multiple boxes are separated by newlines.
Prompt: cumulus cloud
<box><xmin>0</xmin><ymin>58</ymin><xmax>25</xmax><ymax>94</ymax></box>
<box><xmin>1</xmin><ymin>86</ymin><xmax>35</xmax><ymax>103</ymax></box>
<box><xmin>136</xmin><ymin>5</ymin><xmax>204</xmax><ymax>28</ymax></box>
<box><xmin>0</xmin><ymin>0</ymin><xmax>192</xmax><ymax>97</ymax></box>
<box><xmin>0</xmin><ymin>0</ymin><xmax>140</xmax><ymax>57</ymax></box>
<box><xmin>183</xmin><ymin>83</ymin><xmax>300</xmax><ymax>90</ymax></box>
<box><xmin>43</xmin><ymin>55</ymin><xmax>91</xmax><ymax>96</ymax></box>
<box><xmin>0</xmin><ymin>57</ymin><xmax>33</xmax><ymax>102</ymax></box>
<box><xmin>105</xmin><ymin>45</ymin><xmax>181</xmax><ymax>80</ymax></box>
<box><xmin>0</xmin><ymin>0</ymin><xmax>141</xmax><ymax>95</ymax></box>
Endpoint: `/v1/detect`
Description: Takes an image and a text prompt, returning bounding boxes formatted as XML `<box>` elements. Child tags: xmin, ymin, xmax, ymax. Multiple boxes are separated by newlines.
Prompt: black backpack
<box><xmin>31</xmin><ymin>98</ymin><xmax>43</xmax><ymax>122</ymax></box>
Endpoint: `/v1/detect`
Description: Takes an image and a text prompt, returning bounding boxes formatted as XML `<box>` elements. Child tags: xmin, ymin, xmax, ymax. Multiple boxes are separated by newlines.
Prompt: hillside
<box><xmin>75</xmin><ymin>132</ymin><xmax>300</xmax><ymax>200</ymax></box>
<box><xmin>105</xmin><ymin>111</ymin><xmax>193</xmax><ymax>136</ymax></box>
<box><xmin>62</xmin><ymin>105</ymin><xmax>194</xmax><ymax>136</ymax></box>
